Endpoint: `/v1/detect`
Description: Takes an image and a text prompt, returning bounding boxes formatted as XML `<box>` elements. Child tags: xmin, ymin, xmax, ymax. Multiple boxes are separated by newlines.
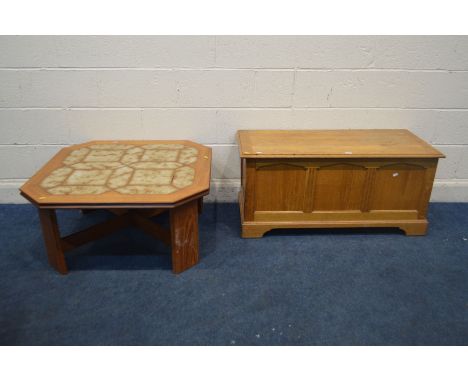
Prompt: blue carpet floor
<box><xmin>0</xmin><ymin>203</ymin><xmax>467</xmax><ymax>345</ymax></box>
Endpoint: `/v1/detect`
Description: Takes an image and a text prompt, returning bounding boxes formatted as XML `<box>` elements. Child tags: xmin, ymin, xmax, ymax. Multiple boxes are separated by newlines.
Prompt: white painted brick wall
<box><xmin>0</xmin><ymin>36</ymin><xmax>467</xmax><ymax>203</ymax></box>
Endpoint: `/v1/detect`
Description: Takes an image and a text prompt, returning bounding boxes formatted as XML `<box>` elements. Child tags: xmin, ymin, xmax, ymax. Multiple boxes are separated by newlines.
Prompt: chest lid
<box><xmin>237</xmin><ymin>129</ymin><xmax>444</xmax><ymax>159</ymax></box>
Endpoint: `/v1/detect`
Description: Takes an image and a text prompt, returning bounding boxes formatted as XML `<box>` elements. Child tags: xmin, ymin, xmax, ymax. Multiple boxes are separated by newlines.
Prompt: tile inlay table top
<box><xmin>21</xmin><ymin>140</ymin><xmax>211</xmax><ymax>206</ymax></box>
<box><xmin>20</xmin><ymin>140</ymin><xmax>212</xmax><ymax>274</ymax></box>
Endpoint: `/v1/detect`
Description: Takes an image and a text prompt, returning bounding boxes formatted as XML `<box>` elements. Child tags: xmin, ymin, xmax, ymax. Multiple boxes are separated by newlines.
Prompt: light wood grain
<box><xmin>238</xmin><ymin>129</ymin><xmax>442</xmax><ymax>238</ymax></box>
<box><xmin>240</xmin><ymin>218</ymin><xmax>429</xmax><ymax>238</ymax></box>
<box><xmin>255</xmin><ymin>163</ymin><xmax>307</xmax><ymax>211</ymax></box>
<box><xmin>238</xmin><ymin>129</ymin><xmax>445</xmax><ymax>158</ymax></box>
<box><xmin>369</xmin><ymin>163</ymin><xmax>426</xmax><ymax>210</ymax></box>
<box><xmin>170</xmin><ymin>199</ymin><xmax>199</xmax><ymax>273</ymax></box>
<box><xmin>38</xmin><ymin>209</ymin><xmax>68</xmax><ymax>274</ymax></box>
<box><xmin>312</xmin><ymin>163</ymin><xmax>367</xmax><ymax>211</ymax></box>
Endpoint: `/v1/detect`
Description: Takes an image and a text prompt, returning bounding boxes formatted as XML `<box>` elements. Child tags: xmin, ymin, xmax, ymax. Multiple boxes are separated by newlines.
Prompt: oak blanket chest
<box><xmin>237</xmin><ymin>130</ymin><xmax>444</xmax><ymax>238</ymax></box>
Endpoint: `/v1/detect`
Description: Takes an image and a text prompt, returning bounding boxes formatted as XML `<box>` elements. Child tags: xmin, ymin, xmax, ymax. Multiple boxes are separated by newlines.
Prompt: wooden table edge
<box><xmin>20</xmin><ymin>188</ymin><xmax>210</xmax><ymax>209</ymax></box>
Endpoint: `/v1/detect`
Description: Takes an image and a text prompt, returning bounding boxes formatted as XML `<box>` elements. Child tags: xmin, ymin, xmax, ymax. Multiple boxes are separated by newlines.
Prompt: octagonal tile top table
<box><xmin>20</xmin><ymin>140</ymin><xmax>212</xmax><ymax>274</ymax></box>
<box><xmin>21</xmin><ymin>140</ymin><xmax>211</xmax><ymax>206</ymax></box>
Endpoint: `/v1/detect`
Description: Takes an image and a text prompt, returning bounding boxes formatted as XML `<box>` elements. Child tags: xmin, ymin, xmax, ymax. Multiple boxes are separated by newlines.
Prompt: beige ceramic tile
<box><xmin>63</xmin><ymin>147</ymin><xmax>90</xmax><ymax>165</ymax></box>
<box><xmin>40</xmin><ymin>167</ymin><xmax>73</xmax><ymax>188</ymax></box>
<box><xmin>179</xmin><ymin>147</ymin><xmax>198</xmax><ymax>164</ymax></box>
<box><xmin>130</xmin><ymin>169</ymin><xmax>173</xmax><ymax>185</ymax></box>
<box><xmin>141</xmin><ymin>143</ymin><xmax>185</xmax><ymax>150</ymax></box>
<box><xmin>121</xmin><ymin>153</ymin><xmax>142</xmax><ymax>164</ymax></box>
<box><xmin>117</xmin><ymin>185</ymin><xmax>177</xmax><ymax>194</ymax></box>
<box><xmin>88</xmin><ymin>144</ymin><xmax>134</xmax><ymax>150</ymax></box>
<box><xmin>48</xmin><ymin>185</ymin><xmax>109</xmax><ymax>195</ymax></box>
<box><xmin>173</xmin><ymin>166</ymin><xmax>195</xmax><ymax>188</ymax></box>
<box><xmin>66</xmin><ymin>169</ymin><xmax>112</xmax><ymax>185</ymax></box>
<box><xmin>71</xmin><ymin>162</ymin><xmax>122</xmax><ymax>169</ymax></box>
<box><xmin>141</xmin><ymin>149</ymin><xmax>179</xmax><ymax>162</ymax></box>
<box><xmin>107</xmin><ymin>166</ymin><xmax>133</xmax><ymax>188</ymax></box>
<box><xmin>131</xmin><ymin>162</ymin><xmax>182</xmax><ymax>169</ymax></box>
<box><xmin>40</xmin><ymin>143</ymin><xmax>201</xmax><ymax>195</ymax></box>
<box><xmin>84</xmin><ymin>149</ymin><xmax>125</xmax><ymax>162</ymax></box>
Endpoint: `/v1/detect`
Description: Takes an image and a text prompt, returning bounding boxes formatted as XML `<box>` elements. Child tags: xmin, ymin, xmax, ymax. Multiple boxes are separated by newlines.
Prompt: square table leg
<box><xmin>38</xmin><ymin>208</ymin><xmax>68</xmax><ymax>275</ymax></box>
<box><xmin>169</xmin><ymin>199</ymin><xmax>199</xmax><ymax>273</ymax></box>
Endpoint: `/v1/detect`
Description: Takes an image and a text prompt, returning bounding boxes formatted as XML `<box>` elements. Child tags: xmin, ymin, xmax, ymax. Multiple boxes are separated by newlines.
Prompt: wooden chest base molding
<box><xmin>238</xmin><ymin>130</ymin><xmax>444</xmax><ymax>238</ymax></box>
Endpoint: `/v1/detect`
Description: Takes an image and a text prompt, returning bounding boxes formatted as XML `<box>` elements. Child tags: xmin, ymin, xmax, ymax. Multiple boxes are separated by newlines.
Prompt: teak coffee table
<box><xmin>238</xmin><ymin>129</ymin><xmax>444</xmax><ymax>238</ymax></box>
<box><xmin>20</xmin><ymin>140</ymin><xmax>212</xmax><ymax>274</ymax></box>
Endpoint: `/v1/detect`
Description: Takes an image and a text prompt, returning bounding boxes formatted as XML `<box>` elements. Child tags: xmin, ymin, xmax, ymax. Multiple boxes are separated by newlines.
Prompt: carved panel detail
<box><xmin>312</xmin><ymin>163</ymin><xmax>368</xmax><ymax>211</ymax></box>
<box><xmin>370</xmin><ymin>163</ymin><xmax>426</xmax><ymax>210</ymax></box>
